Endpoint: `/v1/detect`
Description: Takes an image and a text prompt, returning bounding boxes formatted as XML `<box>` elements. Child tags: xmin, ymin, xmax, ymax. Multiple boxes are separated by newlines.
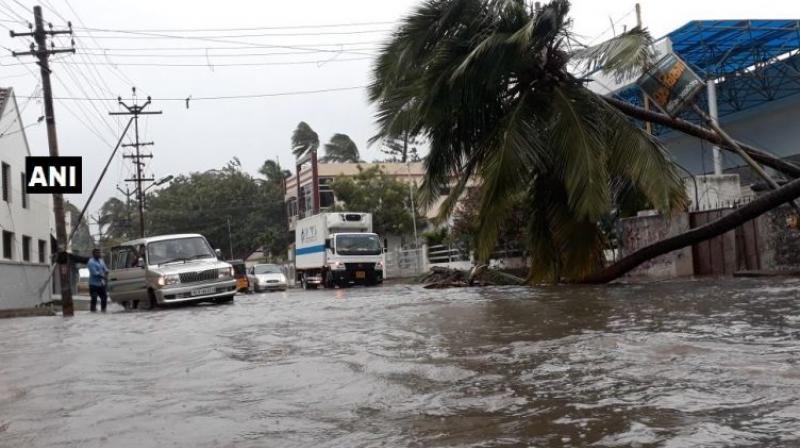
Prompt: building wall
<box><xmin>684</xmin><ymin>174</ymin><xmax>752</xmax><ymax>211</ymax></box>
<box><xmin>665</xmin><ymin>95</ymin><xmax>800</xmax><ymax>175</ymax></box>
<box><xmin>0</xmin><ymin>89</ymin><xmax>53</xmax><ymax>310</ymax></box>
<box><xmin>618</xmin><ymin>212</ymin><xmax>694</xmax><ymax>280</ymax></box>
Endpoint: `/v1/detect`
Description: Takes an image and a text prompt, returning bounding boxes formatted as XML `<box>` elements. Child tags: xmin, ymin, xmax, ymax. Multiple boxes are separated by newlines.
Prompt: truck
<box><xmin>294</xmin><ymin>212</ymin><xmax>384</xmax><ymax>289</ymax></box>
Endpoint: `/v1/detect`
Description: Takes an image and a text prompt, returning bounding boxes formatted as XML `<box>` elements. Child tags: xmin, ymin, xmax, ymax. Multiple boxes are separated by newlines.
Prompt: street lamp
<box><xmin>142</xmin><ymin>175</ymin><xmax>174</xmax><ymax>211</ymax></box>
<box><xmin>143</xmin><ymin>175</ymin><xmax>174</xmax><ymax>194</ymax></box>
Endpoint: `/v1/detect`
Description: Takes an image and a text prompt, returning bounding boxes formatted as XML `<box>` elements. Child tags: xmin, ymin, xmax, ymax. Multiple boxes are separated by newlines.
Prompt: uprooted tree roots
<box><xmin>418</xmin><ymin>266</ymin><xmax>526</xmax><ymax>289</ymax></box>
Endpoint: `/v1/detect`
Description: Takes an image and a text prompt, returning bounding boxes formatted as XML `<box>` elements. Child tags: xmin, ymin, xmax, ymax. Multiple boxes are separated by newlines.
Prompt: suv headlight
<box><xmin>219</xmin><ymin>267</ymin><xmax>234</xmax><ymax>279</ymax></box>
<box><xmin>375</xmin><ymin>260</ymin><xmax>384</xmax><ymax>271</ymax></box>
<box><xmin>158</xmin><ymin>274</ymin><xmax>180</xmax><ymax>287</ymax></box>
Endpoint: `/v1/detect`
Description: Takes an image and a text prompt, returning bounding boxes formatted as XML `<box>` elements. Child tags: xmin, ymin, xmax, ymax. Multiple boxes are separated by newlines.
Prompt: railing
<box><xmin>427</xmin><ymin>244</ymin><xmax>469</xmax><ymax>264</ymax></box>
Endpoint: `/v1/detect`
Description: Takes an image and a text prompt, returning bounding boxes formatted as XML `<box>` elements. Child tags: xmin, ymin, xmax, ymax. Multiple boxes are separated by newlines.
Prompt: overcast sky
<box><xmin>0</xmin><ymin>0</ymin><xmax>797</xmax><ymax>236</ymax></box>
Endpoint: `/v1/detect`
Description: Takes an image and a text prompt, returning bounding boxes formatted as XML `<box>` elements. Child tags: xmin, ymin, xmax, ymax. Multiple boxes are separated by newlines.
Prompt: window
<box><xmin>22</xmin><ymin>235</ymin><xmax>31</xmax><ymax>262</ymax></box>
<box><xmin>2</xmin><ymin>231</ymin><xmax>13</xmax><ymax>259</ymax></box>
<box><xmin>20</xmin><ymin>172</ymin><xmax>27</xmax><ymax>208</ymax></box>
<box><xmin>286</xmin><ymin>197</ymin><xmax>297</xmax><ymax>218</ymax></box>
<box><xmin>1</xmin><ymin>162</ymin><xmax>9</xmax><ymax>203</ymax></box>
<box><xmin>38</xmin><ymin>239</ymin><xmax>46</xmax><ymax>264</ymax></box>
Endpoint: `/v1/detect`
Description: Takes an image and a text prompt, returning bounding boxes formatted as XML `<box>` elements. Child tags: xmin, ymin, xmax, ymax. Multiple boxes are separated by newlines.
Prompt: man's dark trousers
<box><xmin>89</xmin><ymin>284</ymin><xmax>108</xmax><ymax>312</ymax></box>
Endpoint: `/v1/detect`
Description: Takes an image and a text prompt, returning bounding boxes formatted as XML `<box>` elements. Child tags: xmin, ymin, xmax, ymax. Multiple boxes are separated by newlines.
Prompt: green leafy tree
<box><xmin>144</xmin><ymin>159</ymin><xmax>287</xmax><ymax>260</ymax></box>
<box><xmin>369</xmin><ymin>0</ymin><xmax>686</xmax><ymax>282</ymax></box>
<box><xmin>64</xmin><ymin>201</ymin><xmax>94</xmax><ymax>256</ymax></box>
<box><xmin>322</xmin><ymin>133</ymin><xmax>360</xmax><ymax>163</ymax></box>
<box><xmin>374</xmin><ymin>111</ymin><xmax>423</xmax><ymax>162</ymax></box>
<box><xmin>291</xmin><ymin>121</ymin><xmax>320</xmax><ymax>159</ymax></box>
<box><xmin>97</xmin><ymin>196</ymin><xmax>134</xmax><ymax>247</ymax></box>
<box><xmin>330</xmin><ymin>165</ymin><xmax>423</xmax><ymax>238</ymax></box>
<box><xmin>451</xmin><ymin>186</ymin><xmax>526</xmax><ymax>258</ymax></box>
<box><xmin>259</xmin><ymin>159</ymin><xmax>291</xmax><ymax>185</ymax></box>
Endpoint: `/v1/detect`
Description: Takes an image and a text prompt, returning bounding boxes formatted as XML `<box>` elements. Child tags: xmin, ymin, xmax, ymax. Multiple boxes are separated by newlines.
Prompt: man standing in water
<box><xmin>87</xmin><ymin>248</ymin><xmax>109</xmax><ymax>312</ymax></box>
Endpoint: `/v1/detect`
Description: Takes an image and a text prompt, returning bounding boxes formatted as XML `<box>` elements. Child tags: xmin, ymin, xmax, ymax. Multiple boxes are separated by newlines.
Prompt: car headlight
<box><xmin>280</xmin><ymin>274</ymin><xmax>287</xmax><ymax>283</ymax></box>
<box><xmin>329</xmin><ymin>261</ymin><xmax>346</xmax><ymax>271</ymax></box>
<box><xmin>158</xmin><ymin>274</ymin><xmax>180</xmax><ymax>286</ymax></box>
<box><xmin>219</xmin><ymin>267</ymin><xmax>234</xmax><ymax>279</ymax></box>
<box><xmin>375</xmin><ymin>260</ymin><xmax>384</xmax><ymax>271</ymax></box>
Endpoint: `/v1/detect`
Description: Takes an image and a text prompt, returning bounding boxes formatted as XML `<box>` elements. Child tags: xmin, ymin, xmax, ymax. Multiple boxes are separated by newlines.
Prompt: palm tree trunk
<box><xmin>604</xmin><ymin>97</ymin><xmax>800</xmax><ymax>178</ymax></box>
<box><xmin>580</xmin><ymin>176</ymin><xmax>800</xmax><ymax>284</ymax></box>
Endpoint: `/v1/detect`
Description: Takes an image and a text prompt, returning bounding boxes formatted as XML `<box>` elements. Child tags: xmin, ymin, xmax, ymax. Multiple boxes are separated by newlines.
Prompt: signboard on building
<box><xmin>637</xmin><ymin>52</ymin><xmax>704</xmax><ymax>116</ymax></box>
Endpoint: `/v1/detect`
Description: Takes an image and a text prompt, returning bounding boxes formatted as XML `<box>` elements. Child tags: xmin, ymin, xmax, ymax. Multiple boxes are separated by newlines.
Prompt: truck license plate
<box><xmin>355</xmin><ymin>271</ymin><xmax>366</xmax><ymax>279</ymax></box>
<box><xmin>191</xmin><ymin>287</ymin><xmax>216</xmax><ymax>296</ymax></box>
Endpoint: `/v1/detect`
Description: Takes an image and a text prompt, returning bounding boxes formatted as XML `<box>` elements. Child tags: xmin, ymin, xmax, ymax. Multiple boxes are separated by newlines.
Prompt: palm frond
<box><xmin>571</xmin><ymin>27</ymin><xmax>654</xmax><ymax>82</ymax></box>
<box><xmin>548</xmin><ymin>84</ymin><xmax>611</xmax><ymax>220</ymax></box>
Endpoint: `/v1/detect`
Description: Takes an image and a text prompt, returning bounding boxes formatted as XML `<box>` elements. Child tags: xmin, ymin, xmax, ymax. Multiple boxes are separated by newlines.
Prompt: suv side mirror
<box><xmin>137</xmin><ymin>257</ymin><xmax>145</xmax><ymax>268</ymax></box>
<box><xmin>215</xmin><ymin>248</ymin><xmax>222</xmax><ymax>259</ymax></box>
<box><xmin>324</xmin><ymin>239</ymin><xmax>331</xmax><ymax>250</ymax></box>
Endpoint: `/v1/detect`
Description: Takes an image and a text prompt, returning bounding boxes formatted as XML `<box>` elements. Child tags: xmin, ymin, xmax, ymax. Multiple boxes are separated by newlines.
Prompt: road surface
<box><xmin>2</xmin><ymin>279</ymin><xmax>800</xmax><ymax>446</ymax></box>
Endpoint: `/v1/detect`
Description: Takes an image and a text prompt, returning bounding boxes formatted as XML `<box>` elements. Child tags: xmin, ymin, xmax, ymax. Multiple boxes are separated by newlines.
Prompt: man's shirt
<box><xmin>87</xmin><ymin>257</ymin><xmax>108</xmax><ymax>287</ymax></box>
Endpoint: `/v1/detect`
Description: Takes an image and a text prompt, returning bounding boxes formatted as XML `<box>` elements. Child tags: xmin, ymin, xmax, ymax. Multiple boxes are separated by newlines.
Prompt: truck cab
<box><xmin>324</xmin><ymin>232</ymin><xmax>384</xmax><ymax>288</ymax></box>
<box><xmin>295</xmin><ymin>212</ymin><xmax>384</xmax><ymax>289</ymax></box>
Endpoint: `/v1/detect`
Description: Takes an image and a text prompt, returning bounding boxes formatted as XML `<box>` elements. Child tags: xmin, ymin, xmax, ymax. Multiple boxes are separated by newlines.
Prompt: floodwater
<box><xmin>2</xmin><ymin>279</ymin><xmax>800</xmax><ymax>447</ymax></box>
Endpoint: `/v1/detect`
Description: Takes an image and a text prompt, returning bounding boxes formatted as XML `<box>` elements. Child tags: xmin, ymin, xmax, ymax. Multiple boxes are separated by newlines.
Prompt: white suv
<box><xmin>107</xmin><ymin>234</ymin><xmax>236</xmax><ymax>309</ymax></box>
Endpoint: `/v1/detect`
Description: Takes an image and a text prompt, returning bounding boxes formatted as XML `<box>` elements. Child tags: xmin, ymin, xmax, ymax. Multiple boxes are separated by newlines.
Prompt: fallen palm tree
<box><xmin>580</xmin><ymin>176</ymin><xmax>800</xmax><ymax>283</ymax></box>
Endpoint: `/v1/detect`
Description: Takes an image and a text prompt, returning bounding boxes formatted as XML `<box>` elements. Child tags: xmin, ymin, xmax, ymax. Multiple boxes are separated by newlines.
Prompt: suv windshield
<box><xmin>335</xmin><ymin>234</ymin><xmax>382</xmax><ymax>256</ymax></box>
<box><xmin>148</xmin><ymin>237</ymin><xmax>216</xmax><ymax>265</ymax></box>
<box><xmin>254</xmin><ymin>264</ymin><xmax>282</xmax><ymax>274</ymax></box>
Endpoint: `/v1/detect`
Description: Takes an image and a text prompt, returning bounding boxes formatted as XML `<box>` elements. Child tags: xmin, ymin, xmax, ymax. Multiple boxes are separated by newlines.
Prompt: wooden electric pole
<box><xmin>10</xmin><ymin>6</ymin><xmax>76</xmax><ymax>316</ymax></box>
<box><xmin>110</xmin><ymin>88</ymin><xmax>162</xmax><ymax>238</ymax></box>
<box><xmin>635</xmin><ymin>3</ymin><xmax>653</xmax><ymax>135</ymax></box>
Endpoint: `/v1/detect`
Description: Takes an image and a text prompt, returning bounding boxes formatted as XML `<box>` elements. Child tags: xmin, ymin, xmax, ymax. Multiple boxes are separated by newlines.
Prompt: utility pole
<box><xmin>406</xmin><ymin>162</ymin><xmax>419</xmax><ymax>249</ymax></box>
<box><xmin>10</xmin><ymin>7</ymin><xmax>76</xmax><ymax>316</ymax></box>
<box><xmin>110</xmin><ymin>88</ymin><xmax>162</xmax><ymax>238</ymax></box>
<box><xmin>116</xmin><ymin>184</ymin><xmax>135</xmax><ymax>237</ymax></box>
<box><xmin>227</xmin><ymin>216</ymin><xmax>234</xmax><ymax>260</ymax></box>
<box><xmin>635</xmin><ymin>3</ymin><xmax>653</xmax><ymax>136</ymax></box>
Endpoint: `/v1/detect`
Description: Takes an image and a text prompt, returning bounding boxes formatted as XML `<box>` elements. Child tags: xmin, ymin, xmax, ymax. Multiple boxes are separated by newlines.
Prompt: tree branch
<box><xmin>580</xmin><ymin>176</ymin><xmax>800</xmax><ymax>284</ymax></box>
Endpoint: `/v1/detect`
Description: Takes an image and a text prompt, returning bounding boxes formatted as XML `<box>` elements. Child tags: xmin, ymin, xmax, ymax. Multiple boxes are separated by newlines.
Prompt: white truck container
<box><xmin>295</xmin><ymin>212</ymin><xmax>384</xmax><ymax>289</ymax></box>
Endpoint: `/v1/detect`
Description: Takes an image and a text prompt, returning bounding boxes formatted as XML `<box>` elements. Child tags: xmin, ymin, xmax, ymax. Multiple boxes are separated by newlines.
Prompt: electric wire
<box><xmin>15</xmin><ymin>84</ymin><xmax>368</xmax><ymax>102</ymax></box>
<box><xmin>74</xmin><ymin>20</ymin><xmax>396</xmax><ymax>33</ymax></box>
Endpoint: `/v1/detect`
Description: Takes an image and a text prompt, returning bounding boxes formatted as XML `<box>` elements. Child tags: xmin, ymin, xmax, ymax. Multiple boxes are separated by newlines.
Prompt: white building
<box><xmin>0</xmin><ymin>87</ymin><xmax>53</xmax><ymax>310</ymax></box>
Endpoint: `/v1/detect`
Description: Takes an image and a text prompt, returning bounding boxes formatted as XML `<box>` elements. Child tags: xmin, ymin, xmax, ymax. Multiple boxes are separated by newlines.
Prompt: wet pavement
<box><xmin>2</xmin><ymin>278</ymin><xmax>800</xmax><ymax>447</ymax></box>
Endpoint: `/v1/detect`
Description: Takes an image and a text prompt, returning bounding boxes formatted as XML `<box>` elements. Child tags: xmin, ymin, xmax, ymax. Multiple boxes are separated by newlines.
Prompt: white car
<box><xmin>248</xmin><ymin>264</ymin><xmax>288</xmax><ymax>292</ymax></box>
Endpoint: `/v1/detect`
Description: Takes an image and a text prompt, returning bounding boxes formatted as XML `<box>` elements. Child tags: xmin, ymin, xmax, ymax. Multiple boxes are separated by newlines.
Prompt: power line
<box><xmin>73</xmin><ymin>20</ymin><xmax>396</xmax><ymax>33</ymax></box>
<box><xmin>52</xmin><ymin>40</ymin><xmax>386</xmax><ymax>51</ymax></box>
<box><xmin>16</xmin><ymin>84</ymin><xmax>367</xmax><ymax>102</ymax></box>
<box><xmin>37</xmin><ymin>47</ymin><xmax>382</xmax><ymax>58</ymax></box>
<box><xmin>77</xmin><ymin>28</ymin><xmax>393</xmax><ymax>39</ymax></box>
<box><xmin>61</xmin><ymin>27</ymin><xmax>378</xmax><ymax>57</ymax></box>
<box><xmin>4</xmin><ymin>56</ymin><xmax>373</xmax><ymax>67</ymax></box>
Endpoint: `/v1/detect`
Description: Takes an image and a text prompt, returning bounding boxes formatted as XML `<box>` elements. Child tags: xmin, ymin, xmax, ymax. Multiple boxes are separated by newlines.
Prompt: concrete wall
<box><xmin>665</xmin><ymin>95</ymin><xmax>800</xmax><ymax>175</ymax></box>
<box><xmin>757</xmin><ymin>205</ymin><xmax>800</xmax><ymax>272</ymax></box>
<box><xmin>685</xmin><ymin>174</ymin><xmax>750</xmax><ymax>211</ymax></box>
<box><xmin>0</xmin><ymin>90</ymin><xmax>53</xmax><ymax>310</ymax></box>
<box><xmin>0</xmin><ymin>262</ymin><xmax>52</xmax><ymax>309</ymax></box>
<box><xmin>619</xmin><ymin>212</ymin><xmax>694</xmax><ymax>280</ymax></box>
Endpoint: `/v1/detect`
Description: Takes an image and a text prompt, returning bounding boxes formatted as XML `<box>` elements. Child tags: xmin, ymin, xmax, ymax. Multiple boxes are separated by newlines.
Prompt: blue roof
<box><xmin>669</xmin><ymin>20</ymin><xmax>800</xmax><ymax>77</ymax></box>
<box><xmin>616</xmin><ymin>19</ymin><xmax>800</xmax><ymax>133</ymax></box>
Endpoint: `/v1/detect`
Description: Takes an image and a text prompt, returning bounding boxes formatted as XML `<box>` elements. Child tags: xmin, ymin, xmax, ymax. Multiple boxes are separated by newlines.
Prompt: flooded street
<box><xmin>2</xmin><ymin>279</ymin><xmax>800</xmax><ymax>447</ymax></box>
